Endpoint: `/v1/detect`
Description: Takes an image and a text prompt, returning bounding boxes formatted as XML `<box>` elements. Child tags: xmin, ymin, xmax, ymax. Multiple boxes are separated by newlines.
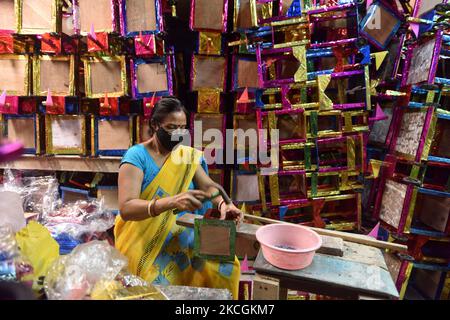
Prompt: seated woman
<box><xmin>115</xmin><ymin>97</ymin><xmax>242</xmax><ymax>299</ymax></box>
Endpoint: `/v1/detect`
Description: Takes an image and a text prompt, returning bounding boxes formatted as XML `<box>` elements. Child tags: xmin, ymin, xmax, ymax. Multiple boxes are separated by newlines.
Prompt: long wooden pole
<box><xmin>244</xmin><ymin>213</ymin><xmax>408</xmax><ymax>253</ymax></box>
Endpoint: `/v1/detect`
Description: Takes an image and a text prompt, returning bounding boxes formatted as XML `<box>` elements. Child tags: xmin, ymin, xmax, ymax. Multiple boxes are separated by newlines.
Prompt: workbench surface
<box><xmin>253</xmin><ymin>242</ymin><xmax>400</xmax><ymax>299</ymax></box>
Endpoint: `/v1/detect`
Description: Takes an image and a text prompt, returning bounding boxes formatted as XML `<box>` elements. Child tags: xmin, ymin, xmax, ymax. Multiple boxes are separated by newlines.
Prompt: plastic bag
<box><xmin>21</xmin><ymin>175</ymin><xmax>60</xmax><ymax>215</ymax></box>
<box><xmin>40</xmin><ymin>199</ymin><xmax>115</xmax><ymax>253</ymax></box>
<box><xmin>44</xmin><ymin>240</ymin><xmax>128</xmax><ymax>300</ymax></box>
<box><xmin>15</xmin><ymin>221</ymin><xmax>60</xmax><ymax>291</ymax></box>
<box><xmin>0</xmin><ymin>225</ymin><xmax>34</xmax><ymax>287</ymax></box>
<box><xmin>0</xmin><ymin>169</ymin><xmax>60</xmax><ymax>216</ymax></box>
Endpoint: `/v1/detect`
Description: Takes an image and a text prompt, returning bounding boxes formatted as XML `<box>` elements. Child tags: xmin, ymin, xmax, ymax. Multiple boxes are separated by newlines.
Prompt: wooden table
<box><xmin>177</xmin><ymin>213</ymin><xmax>400</xmax><ymax>300</ymax></box>
<box><xmin>253</xmin><ymin>241</ymin><xmax>400</xmax><ymax>300</ymax></box>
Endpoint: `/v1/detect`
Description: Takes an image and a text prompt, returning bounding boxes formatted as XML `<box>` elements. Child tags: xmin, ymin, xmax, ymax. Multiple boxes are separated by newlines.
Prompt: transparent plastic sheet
<box><xmin>156</xmin><ymin>285</ymin><xmax>232</xmax><ymax>300</ymax></box>
<box><xmin>0</xmin><ymin>169</ymin><xmax>60</xmax><ymax>215</ymax></box>
<box><xmin>115</xmin><ymin>271</ymin><xmax>149</xmax><ymax>288</ymax></box>
<box><xmin>0</xmin><ymin>225</ymin><xmax>34</xmax><ymax>287</ymax></box>
<box><xmin>44</xmin><ymin>240</ymin><xmax>128</xmax><ymax>300</ymax></box>
<box><xmin>40</xmin><ymin>198</ymin><xmax>115</xmax><ymax>242</ymax></box>
<box><xmin>21</xmin><ymin>176</ymin><xmax>60</xmax><ymax>215</ymax></box>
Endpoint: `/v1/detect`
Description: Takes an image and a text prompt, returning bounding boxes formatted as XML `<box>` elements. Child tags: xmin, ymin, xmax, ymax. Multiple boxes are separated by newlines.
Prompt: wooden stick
<box><xmin>244</xmin><ymin>214</ymin><xmax>408</xmax><ymax>253</ymax></box>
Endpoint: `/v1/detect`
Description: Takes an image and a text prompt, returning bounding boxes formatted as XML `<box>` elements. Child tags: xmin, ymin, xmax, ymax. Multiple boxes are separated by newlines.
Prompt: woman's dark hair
<box><xmin>148</xmin><ymin>96</ymin><xmax>188</xmax><ymax>136</ymax></box>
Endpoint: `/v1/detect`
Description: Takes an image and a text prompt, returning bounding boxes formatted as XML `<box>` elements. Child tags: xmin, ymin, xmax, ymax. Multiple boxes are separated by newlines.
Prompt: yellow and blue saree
<box><xmin>114</xmin><ymin>145</ymin><xmax>240</xmax><ymax>299</ymax></box>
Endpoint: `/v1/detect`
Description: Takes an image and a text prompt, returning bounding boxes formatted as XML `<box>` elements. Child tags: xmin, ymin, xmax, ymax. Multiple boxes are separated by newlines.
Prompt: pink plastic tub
<box><xmin>256</xmin><ymin>224</ymin><xmax>322</xmax><ymax>270</ymax></box>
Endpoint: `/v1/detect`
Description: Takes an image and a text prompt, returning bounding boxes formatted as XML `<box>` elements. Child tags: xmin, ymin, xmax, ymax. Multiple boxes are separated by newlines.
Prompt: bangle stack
<box><xmin>147</xmin><ymin>199</ymin><xmax>158</xmax><ymax>217</ymax></box>
<box><xmin>218</xmin><ymin>199</ymin><xmax>226</xmax><ymax>211</ymax></box>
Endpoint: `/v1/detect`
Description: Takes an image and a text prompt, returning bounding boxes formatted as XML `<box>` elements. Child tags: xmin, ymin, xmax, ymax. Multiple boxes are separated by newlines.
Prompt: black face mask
<box><xmin>156</xmin><ymin>127</ymin><xmax>186</xmax><ymax>151</ymax></box>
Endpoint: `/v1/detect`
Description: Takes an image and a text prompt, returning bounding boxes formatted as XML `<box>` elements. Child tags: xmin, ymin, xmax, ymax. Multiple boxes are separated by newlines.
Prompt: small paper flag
<box><xmin>373</xmin><ymin>51</ymin><xmax>388</xmax><ymax>71</ymax></box>
<box><xmin>279</xmin><ymin>206</ymin><xmax>288</xmax><ymax>221</ymax></box>
<box><xmin>370</xmin><ymin>104</ymin><xmax>388</xmax><ymax>122</ymax></box>
<box><xmin>241</xmin><ymin>255</ymin><xmax>249</xmax><ymax>272</ymax></box>
<box><xmin>150</xmin><ymin>92</ymin><xmax>157</xmax><ymax>107</ymax></box>
<box><xmin>89</xmin><ymin>23</ymin><xmax>97</xmax><ymax>40</ymax></box>
<box><xmin>411</xmin><ymin>23</ymin><xmax>420</xmax><ymax>38</ymax></box>
<box><xmin>370</xmin><ymin>159</ymin><xmax>383</xmax><ymax>179</ymax></box>
<box><xmin>102</xmin><ymin>92</ymin><xmax>110</xmax><ymax>107</ymax></box>
<box><xmin>266</xmin><ymin>58</ymin><xmax>277</xmax><ymax>67</ymax></box>
<box><xmin>237</xmin><ymin>88</ymin><xmax>250</xmax><ymax>104</ymax></box>
<box><xmin>368</xmin><ymin>222</ymin><xmax>380</xmax><ymax>239</ymax></box>
<box><xmin>46</xmin><ymin>89</ymin><xmax>54</xmax><ymax>106</ymax></box>
<box><xmin>0</xmin><ymin>90</ymin><xmax>6</xmax><ymax>106</ymax></box>
<box><xmin>374</xmin><ymin>104</ymin><xmax>388</xmax><ymax>120</ymax></box>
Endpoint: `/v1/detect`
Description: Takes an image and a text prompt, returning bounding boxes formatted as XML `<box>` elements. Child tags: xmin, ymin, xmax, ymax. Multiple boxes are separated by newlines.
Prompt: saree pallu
<box><xmin>114</xmin><ymin>146</ymin><xmax>240</xmax><ymax>299</ymax></box>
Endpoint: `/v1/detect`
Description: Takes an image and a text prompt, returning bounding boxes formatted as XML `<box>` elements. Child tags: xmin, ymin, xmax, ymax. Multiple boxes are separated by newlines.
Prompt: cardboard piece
<box><xmin>135</xmin><ymin>62</ymin><xmax>168</xmax><ymax>95</ymax></box>
<box><xmin>394</xmin><ymin>110</ymin><xmax>427</xmax><ymax>159</ymax></box>
<box><xmin>78</xmin><ymin>0</ymin><xmax>115</xmax><ymax>34</ymax></box>
<box><xmin>0</xmin><ymin>55</ymin><xmax>29</xmax><ymax>96</ymax></box>
<box><xmin>379</xmin><ymin>180</ymin><xmax>407</xmax><ymax>229</ymax></box>
<box><xmin>123</xmin><ymin>0</ymin><xmax>158</xmax><ymax>33</ymax></box>
<box><xmin>253</xmin><ymin>274</ymin><xmax>280</xmax><ymax>300</ymax></box>
<box><xmin>0</xmin><ymin>0</ymin><xmax>15</xmax><ymax>31</ymax></box>
<box><xmin>194</xmin><ymin>216</ymin><xmax>236</xmax><ymax>262</ymax></box>
<box><xmin>6</xmin><ymin>116</ymin><xmax>36</xmax><ymax>150</ymax></box>
<box><xmin>193</xmin><ymin>0</ymin><xmax>225</xmax><ymax>31</ymax></box>
<box><xmin>192</xmin><ymin>56</ymin><xmax>226</xmax><ymax>90</ymax></box>
<box><xmin>19</xmin><ymin>0</ymin><xmax>58</xmax><ymax>34</ymax></box>
<box><xmin>97</xmin><ymin>118</ymin><xmax>132</xmax><ymax>155</ymax></box>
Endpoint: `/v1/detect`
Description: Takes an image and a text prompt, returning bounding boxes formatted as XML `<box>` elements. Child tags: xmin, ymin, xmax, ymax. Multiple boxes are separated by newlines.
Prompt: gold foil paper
<box><xmin>344</xmin><ymin>112</ymin><xmax>353</xmax><ymax>132</ymax></box>
<box><xmin>421</xmin><ymin>112</ymin><xmax>437</xmax><ymax>162</ymax></box>
<box><xmin>261</xmin><ymin>3</ymin><xmax>273</xmax><ymax>20</ymax></box>
<box><xmin>426</xmin><ymin>90</ymin><xmax>436</xmax><ymax>104</ymax></box>
<box><xmin>36</xmin><ymin>114</ymin><xmax>41</xmax><ymax>154</ymax></box>
<box><xmin>198</xmin><ymin>88</ymin><xmax>221</xmax><ymax>113</ymax></box>
<box><xmin>90</xmin><ymin>115</ymin><xmax>95</xmax><ymax>156</ymax></box>
<box><xmin>269</xmin><ymin>175</ymin><xmax>280</xmax><ymax>206</ymax></box>
<box><xmin>340</xmin><ymin>172</ymin><xmax>350</xmax><ymax>191</ymax></box>
<box><xmin>346</xmin><ymin>136</ymin><xmax>356</xmax><ymax>170</ymax></box>
<box><xmin>250</xmin><ymin>0</ymin><xmax>258</xmax><ymax>27</ymax></box>
<box><xmin>369</xmin><ymin>159</ymin><xmax>383</xmax><ymax>179</ymax></box>
<box><xmin>257</xmin><ymin>173</ymin><xmax>267</xmax><ymax>211</ymax></box>
<box><xmin>293</xmin><ymin>45</ymin><xmax>307</xmax><ymax>83</ymax></box>
<box><xmin>267</xmin><ymin>111</ymin><xmax>277</xmax><ymax>131</ymax></box>
<box><xmin>403</xmin><ymin>187</ymin><xmax>418</xmax><ymax>234</ymax></box>
<box><xmin>399</xmin><ymin>263</ymin><xmax>413</xmax><ymax>300</ymax></box>
<box><xmin>92</xmin><ymin>280</ymin><xmax>167</xmax><ymax>300</ymax></box>
<box><xmin>318</xmin><ymin>75</ymin><xmax>332</xmax><ymax>110</ymax></box>
<box><xmin>364</xmin><ymin>66</ymin><xmax>371</xmax><ymax>110</ymax></box>
<box><xmin>199</xmin><ymin>31</ymin><xmax>222</xmax><ymax>56</ymax></box>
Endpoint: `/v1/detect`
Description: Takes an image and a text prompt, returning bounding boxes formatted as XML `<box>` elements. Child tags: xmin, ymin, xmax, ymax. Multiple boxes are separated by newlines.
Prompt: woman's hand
<box><xmin>219</xmin><ymin>202</ymin><xmax>244</xmax><ymax>225</ymax></box>
<box><xmin>173</xmin><ymin>190</ymin><xmax>209</xmax><ymax>212</ymax></box>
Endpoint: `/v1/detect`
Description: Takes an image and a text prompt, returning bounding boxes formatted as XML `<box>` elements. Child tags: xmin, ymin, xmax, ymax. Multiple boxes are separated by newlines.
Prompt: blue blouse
<box><xmin>120</xmin><ymin>144</ymin><xmax>212</xmax><ymax>216</ymax></box>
